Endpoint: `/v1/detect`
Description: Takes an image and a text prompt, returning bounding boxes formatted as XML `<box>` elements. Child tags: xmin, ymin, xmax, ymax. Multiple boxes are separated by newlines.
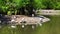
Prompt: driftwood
<box><xmin>0</xmin><ymin>15</ymin><xmax>50</xmax><ymax>25</ymax></box>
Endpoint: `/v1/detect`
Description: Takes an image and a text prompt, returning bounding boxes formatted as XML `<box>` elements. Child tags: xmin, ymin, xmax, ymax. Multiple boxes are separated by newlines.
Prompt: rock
<box><xmin>39</xmin><ymin>23</ymin><xmax>42</xmax><ymax>26</ymax></box>
<box><xmin>22</xmin><ymin>25</ymin><xmax>24</xmax><ymax>28</ymax></box>
<box><xmin>11</xmin><ymin>19</ymin><xmax>15</xmax><ymax>22</ymax></box>
<box><xmin>11</xmin><ymin>25</ymin><xmax>16</xmax><ymax>28</ymax></box>
<box><xmin>0</xmin><ymin>21</ymin><xmax>1</xmax><ymax>23</ymax></box>
<box><xmin>32</xmin><ymin>14</ymin><xmax>34</xmax><ymax>17</ymax></box>
<box><xmin>32</xmin><ymin>25</ymin><xmax>35</xmax><ymax>29</ymax></box>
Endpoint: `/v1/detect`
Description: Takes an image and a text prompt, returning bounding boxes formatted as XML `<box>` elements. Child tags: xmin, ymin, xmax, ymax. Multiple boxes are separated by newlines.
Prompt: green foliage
<box><xmin>53</xmin><ymin>2</ymin><xmax>60</xmax><ymax>9</ymax></box>
<box><xmin>33</xmin><ymin>0</ymin><xmax>60</xmax><ymax>10</ymax></box>
<box><xmin>0</xmin><ymin>0</ymin><xmax>60</xmax><ymax>15</ymax></box>
<box><xmin>7</xmin><ymin>11</ymin><xmax>12</xmax><ymax>15</ymax></box>
<box><xmin>33</xmin><ymin>0</ymin><xmax>46</xmax><ymax>9</ymax></box>
<box><xmin>12</xmin><ymin>0</ymin><xmax>30</xmax><ymax>8</ymax></box>
<box><xmin>12</xmin><ymin>0</ymin><xmax>22</xmax><ymax>7</ymax></box>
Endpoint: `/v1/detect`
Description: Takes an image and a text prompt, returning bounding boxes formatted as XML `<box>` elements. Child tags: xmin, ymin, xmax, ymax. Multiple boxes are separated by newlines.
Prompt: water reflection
<box><xmin>0</xmin><ymin>25</ymin><xmax>39</xmax><ymax>34</ymax></box>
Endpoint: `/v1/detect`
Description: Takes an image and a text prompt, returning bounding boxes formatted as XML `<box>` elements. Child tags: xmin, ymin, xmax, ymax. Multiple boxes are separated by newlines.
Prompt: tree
<box><xmin>33</xmin><ymin>0</ymin><xmax>47</xmax><ymax>9</ymax></box>
<box><xmin>0</xmin><ymin>0</ymin><xmax>60</xmax><ymax>15</ymax></box>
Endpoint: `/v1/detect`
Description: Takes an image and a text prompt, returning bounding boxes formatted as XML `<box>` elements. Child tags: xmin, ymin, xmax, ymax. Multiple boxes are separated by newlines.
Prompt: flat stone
<box><xmin>11</xmin><ymin>25</ymin><xmax>16</xmax><ymax>28</ymax></box>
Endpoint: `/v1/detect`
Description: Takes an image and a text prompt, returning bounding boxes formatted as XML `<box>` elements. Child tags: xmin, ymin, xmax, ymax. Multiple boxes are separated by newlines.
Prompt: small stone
<box><xmin>11</xmin><ymin>19</ymin><xmax>15</xmax><ymax>22</ymax></box>
<box><xmin>32</xmin><ymin>14</ymin><xmax>34</xmax><ymax>17</ymax></box>
<box><xmin>14</xmin><ymin>16</ymin><xmax>16</xmax><ymax>18</ymax></box>
<box><xmin>32</xmin><ymin>25</ymin><xmax>35</xmax><ymax>29</ymax></box>
<box><xmin>0</xmin><ymin>21</ymin><xmax>1</xmax><ymax>23</ymax></box>
<box><xmin>22</xmin><ymin>25</ymin><xmax>24</xmax><ymax>28</ymax></box>
<box><xmin>39</xmin><ymin>23</ymin><xmax>42</xmax><ymax>26</ymax></box>
<box><xmin>11</xmin><ymin>25</ymin><xmax>16</xmax><ymax>28</ymax></box>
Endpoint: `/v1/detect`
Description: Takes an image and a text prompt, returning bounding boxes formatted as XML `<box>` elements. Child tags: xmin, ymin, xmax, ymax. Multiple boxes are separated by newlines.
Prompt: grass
<box><xmin>0</xmin><ymin>16</ymin><xmax>60</xmax><ymax>34</ymax></box>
